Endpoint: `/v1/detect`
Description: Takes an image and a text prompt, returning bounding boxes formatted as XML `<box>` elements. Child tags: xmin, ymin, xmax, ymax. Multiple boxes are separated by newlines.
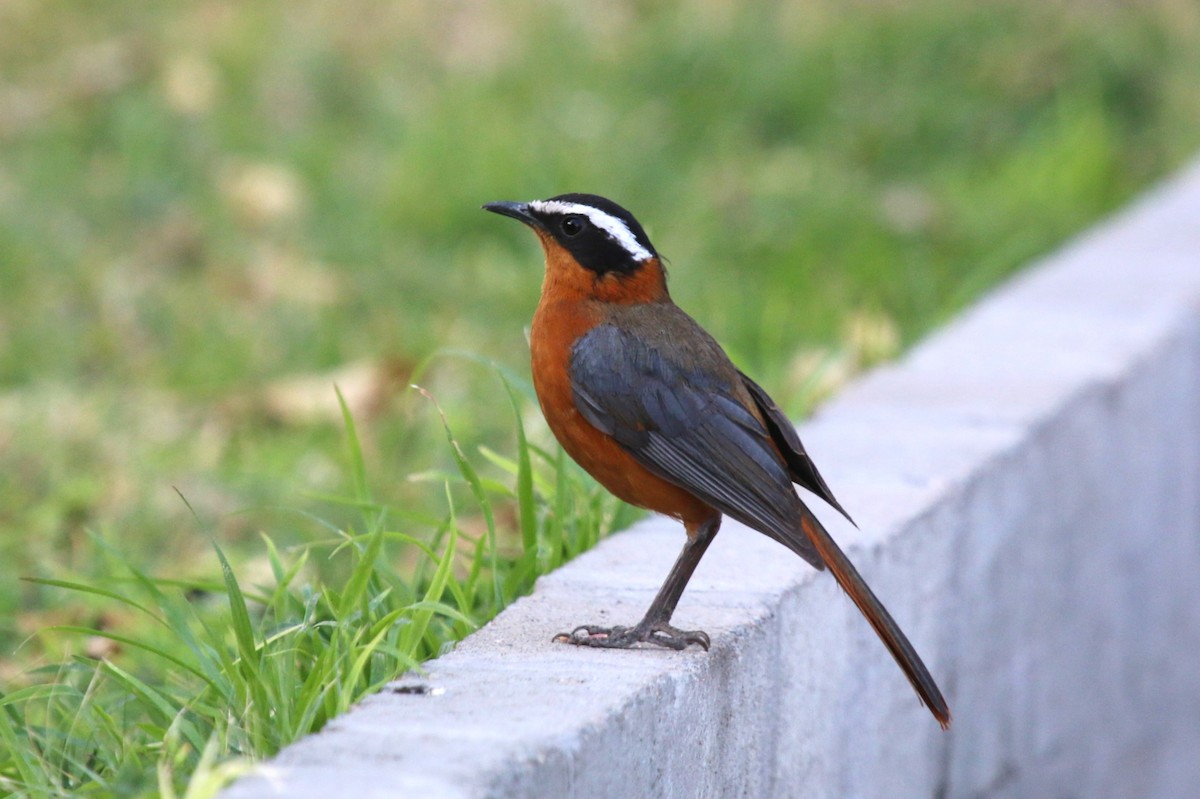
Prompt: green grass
<box><xmin>2</xmin><ymin>0</ymin><xmax>1199</xmax><ymax>795</ymax></box>
<box><xmin>1</xmin><ymin>374</ymin><xmax>634</xmax><ymax>796</ymax></box>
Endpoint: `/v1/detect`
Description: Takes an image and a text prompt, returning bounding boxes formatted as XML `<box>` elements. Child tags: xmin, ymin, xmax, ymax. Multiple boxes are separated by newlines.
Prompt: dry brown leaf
<box><xmin>253</xmin><ymin>358</ymin><xmax>413</xmax><ymax>426</ymax></box>
<box><xmin>161</xmin><ymin>52</ymin><xmax>218</xmax><ymax>116</ymax></box>
<box><xmin>842</xmin><ymin>308</ymin><xmax>900</xmax><ymax>368</ymax></box>
<box><xmin>245</xmin><ymin>243</ymin><xmax>342</xmax><ymax>306</ymax></box>
<box><xmin>219</xmin><ymin>161</ymin><xmax>305</xmax><ymax>228</ymax></box>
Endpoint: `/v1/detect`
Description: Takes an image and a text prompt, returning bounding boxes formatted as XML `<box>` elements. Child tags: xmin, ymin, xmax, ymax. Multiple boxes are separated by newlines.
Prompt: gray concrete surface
<box><xmin>222</xmin><ymin>160</ymin><xmax>1200</xmax><ymax>799</ymax></box>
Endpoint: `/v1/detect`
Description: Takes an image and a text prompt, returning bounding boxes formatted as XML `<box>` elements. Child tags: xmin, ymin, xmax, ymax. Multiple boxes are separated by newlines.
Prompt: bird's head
<box><xmin>483</xmin><ymin>193</ymin><xmax>667</xmax><ymax>303</ymax></box>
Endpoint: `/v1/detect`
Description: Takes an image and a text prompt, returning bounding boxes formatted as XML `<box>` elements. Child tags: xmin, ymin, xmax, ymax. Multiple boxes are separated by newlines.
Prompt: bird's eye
<box><xmin>560</xmin><ymin>216</ymin><xmax>585</xmax><ymax>236</ymax></box>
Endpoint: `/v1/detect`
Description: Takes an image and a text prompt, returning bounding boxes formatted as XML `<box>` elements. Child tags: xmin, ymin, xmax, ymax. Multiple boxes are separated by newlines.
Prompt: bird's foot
<box><xmin>553</xmin><ymin>621</ymin><xmax>710</xmax><ymax>651</ymax></box>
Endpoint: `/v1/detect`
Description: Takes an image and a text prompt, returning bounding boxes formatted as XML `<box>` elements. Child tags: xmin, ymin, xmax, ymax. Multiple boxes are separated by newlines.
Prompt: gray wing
<box><xmin>569</xmin><ymin>323</ymin><xmax>824</xmax><ymax>569</ymax></box>
<box><xmin>738</xmin><ymin>371</ymin><xmax>855</xmax><ymax>526</ymax></box>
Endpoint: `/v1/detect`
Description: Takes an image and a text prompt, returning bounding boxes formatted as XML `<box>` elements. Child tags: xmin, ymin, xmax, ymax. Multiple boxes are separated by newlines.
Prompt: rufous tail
<box><xmin>800</xmin><ymin>509</ymin><xmax>952</xmax><ymax>729</ymax></box>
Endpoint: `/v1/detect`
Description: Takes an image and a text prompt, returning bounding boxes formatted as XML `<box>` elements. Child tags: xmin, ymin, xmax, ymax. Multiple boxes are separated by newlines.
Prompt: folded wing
<box><xmin>569</xmin><ymin>323</ymin><xmax>824</xmax><ymax>569</ymax></box>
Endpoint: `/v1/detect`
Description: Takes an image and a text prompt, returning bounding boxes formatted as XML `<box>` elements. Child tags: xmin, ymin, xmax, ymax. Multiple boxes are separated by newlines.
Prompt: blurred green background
<box><xmin>2</xmin><ymin>0</ymin><xmax>1199</xmax><ymax>677</ymax></box>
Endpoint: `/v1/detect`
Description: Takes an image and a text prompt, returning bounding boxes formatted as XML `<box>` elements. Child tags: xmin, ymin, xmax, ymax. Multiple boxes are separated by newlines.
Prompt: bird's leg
<box><xmin>556</xmin><ymin>516</ymin><xmax>721</xmax><ymax>651</ymax></box>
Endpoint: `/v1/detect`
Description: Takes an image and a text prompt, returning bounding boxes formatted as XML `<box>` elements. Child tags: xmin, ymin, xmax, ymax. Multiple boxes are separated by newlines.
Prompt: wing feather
<box><xmin>570</xmin><ymin>324</ymin><xmax>823</xmax><ymax>569</ymax></box>
<box><xmin>738</xmin><ymin>371</ymin><xmax>855</xmax><ymax>525</ymax></box>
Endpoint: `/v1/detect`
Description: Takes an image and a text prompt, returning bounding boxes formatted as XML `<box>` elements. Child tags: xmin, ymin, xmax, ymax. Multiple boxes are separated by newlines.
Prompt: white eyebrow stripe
<box><xmin>529</xmin><ymin>200</ymin><xmax>653</xmax><ymax>262</ymax></box>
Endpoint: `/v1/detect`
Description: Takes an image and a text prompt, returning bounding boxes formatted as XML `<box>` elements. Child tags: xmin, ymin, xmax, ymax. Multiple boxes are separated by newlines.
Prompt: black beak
<box><xmin>482</xmin><ymin>200</ymin><xmax>543</xmax><ymax>229</ymax></box>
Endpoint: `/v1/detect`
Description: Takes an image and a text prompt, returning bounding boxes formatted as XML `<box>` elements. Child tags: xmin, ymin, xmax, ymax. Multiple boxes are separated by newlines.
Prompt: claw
<box><xmin>553</xmin><ymin>621</ymin><xmax>710</xmax><ymax>651</ymax></box>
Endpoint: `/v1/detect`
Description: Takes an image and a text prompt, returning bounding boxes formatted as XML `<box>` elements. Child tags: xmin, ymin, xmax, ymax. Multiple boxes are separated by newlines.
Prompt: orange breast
<box><xmin>530</xmin><ymin>294</ymin><xmax>715</xmax><ymax>531</ymax></box>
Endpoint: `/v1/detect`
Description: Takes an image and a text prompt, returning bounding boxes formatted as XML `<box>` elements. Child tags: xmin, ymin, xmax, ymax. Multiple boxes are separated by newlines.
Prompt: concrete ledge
<box><xmin>222</xmin><ymin>161</ymin><xmax>1200</xmax><ymax>799</ymax></box>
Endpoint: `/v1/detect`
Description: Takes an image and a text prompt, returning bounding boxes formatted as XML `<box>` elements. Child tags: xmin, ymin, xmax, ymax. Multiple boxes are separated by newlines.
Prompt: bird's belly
<box><xmin>531</xmin><ymin>300</ymin><xmax>713</xmax><ymax>528</ymax></box>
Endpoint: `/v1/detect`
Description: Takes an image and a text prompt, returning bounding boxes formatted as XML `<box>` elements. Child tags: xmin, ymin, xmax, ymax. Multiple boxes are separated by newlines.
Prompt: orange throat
<box><xmin>534</xmin><ymin>230</ymin><xmax>669</xmax><ymax>306</ymax></box>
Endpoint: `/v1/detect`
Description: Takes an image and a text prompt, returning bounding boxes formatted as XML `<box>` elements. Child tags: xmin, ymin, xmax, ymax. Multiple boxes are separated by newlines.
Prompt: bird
<box><xmin>483</xmin><ymin>193</ymin><xmax>951</xmax><ymax>728</ymax></box>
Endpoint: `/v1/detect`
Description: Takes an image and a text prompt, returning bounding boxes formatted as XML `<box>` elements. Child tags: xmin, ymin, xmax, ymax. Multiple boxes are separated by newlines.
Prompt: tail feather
<box><xmin>799</xmin><ymin>508</ymin><xmax>951</xmax><ymax>729</ymax></box>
